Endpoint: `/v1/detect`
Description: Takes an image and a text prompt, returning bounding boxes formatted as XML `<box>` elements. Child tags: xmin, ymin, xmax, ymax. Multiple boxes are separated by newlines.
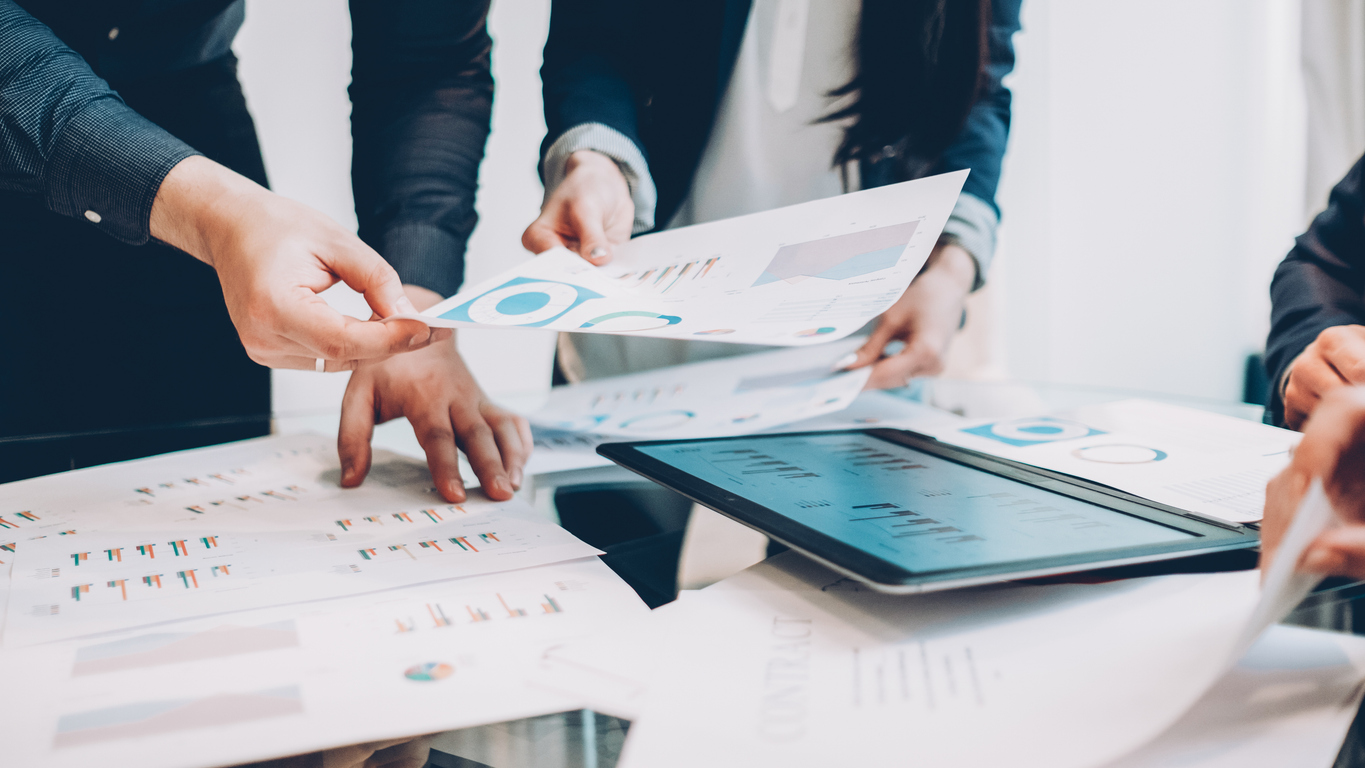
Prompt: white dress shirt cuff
<box><xmin>542</xmin><ymin>123</ymin><xmax>658</xmax><ymax>234</ymax></box>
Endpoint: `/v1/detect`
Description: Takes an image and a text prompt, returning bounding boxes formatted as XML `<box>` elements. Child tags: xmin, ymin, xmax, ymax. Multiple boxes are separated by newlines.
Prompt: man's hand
<box><xmin>1283</xmin><ymin>325</ymin><xmax>1365</xmax><ymax>429</ymax></box>
<box><xmin>522</xmin><ymin>150</ymin><xmax>633</xmax><ymax>264</ymax></box>
<box><xmin>338</xmin><ymin>286</ymin><xmax>532</xmax><ymax>503</ymax></box>
<box><xmin>150</xmin><ymin>155</ymin><xmax>442</xmax><ymax>371</ymax></box>
<box><xmin>1260</xmin><ymin>387</ymin><xmax>1365</xmax><ymax>579</ymax></box>
<box><xmin>841</xmin><ymin>241</ymin><xmax>977</xmax><ymax>389</ymax></box>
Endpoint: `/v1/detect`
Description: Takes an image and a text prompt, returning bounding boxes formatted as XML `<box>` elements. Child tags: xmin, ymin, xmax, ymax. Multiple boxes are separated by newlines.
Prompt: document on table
<box><xmin>0</xmin><ymin>557</ymin><xmax>651</xmax><ymax>768</ymax></box>
<box><xmin>529</xmin><ymin>339</ymin><xmax>871</xmax><ymax>438</ymax></box>
<box><xmin>1</xmin><ymin>435</ymin><xmax>601</xmax><ymax>646</ymax></box>
<box><xmin>409</xmin><ymin>172</ymin><xmax>967</xmax><ymax>345</ymax></box>
<box><xmin>923</xmin><ymin>399</ymin><xmax>1299</xmax><ymax>523</ymax></box>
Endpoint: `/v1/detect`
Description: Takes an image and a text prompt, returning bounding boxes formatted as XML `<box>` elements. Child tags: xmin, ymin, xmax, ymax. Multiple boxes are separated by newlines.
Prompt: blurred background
<box><xmin>235</xmin><ymin>0</ymin><xmax>1360</xmax><ymax>418</ymax></box>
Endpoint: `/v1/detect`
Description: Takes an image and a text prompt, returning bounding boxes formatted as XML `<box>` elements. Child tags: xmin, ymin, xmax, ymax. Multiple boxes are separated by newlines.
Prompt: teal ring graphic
<box><xmin>579</xmin><ymin>311</ymin><xmax>683</xmax><ymax>330</ymax></box>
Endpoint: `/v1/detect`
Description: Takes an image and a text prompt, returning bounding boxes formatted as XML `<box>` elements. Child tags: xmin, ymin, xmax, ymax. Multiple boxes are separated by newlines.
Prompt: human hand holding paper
<box><xmin>522</xmin><ymin>150</ymin><xmax>634</xmax><ymax>265</ymax></box>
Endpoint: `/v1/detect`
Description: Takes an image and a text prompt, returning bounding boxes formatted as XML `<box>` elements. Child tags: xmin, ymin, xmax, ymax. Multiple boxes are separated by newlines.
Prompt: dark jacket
<box><xmin>540</xmin><ymin>0</ymin><xmax>1022</xmax><ymax>232</ymax></box>
<box><xmin>1267</xmin><ymin>154</ymin><xmax>1365</xmax><ymax>426</ymax></box>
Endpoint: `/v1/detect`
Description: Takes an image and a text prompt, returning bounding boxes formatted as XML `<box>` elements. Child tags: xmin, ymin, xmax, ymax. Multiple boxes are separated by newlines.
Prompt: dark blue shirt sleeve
<box><xmin>349</xmin><ymin>0</ymin><xmax>494</xmax><ymax>298</ymax></box>
<box><xmin>0</xmin><ymin>0</ymin><xmax>199</xmax><ymax>245</ymax></box>
<box><xmin>1266</xmin><ymin>155</ymin><xmax>1365</xmax><ymax>426</ymax></box>
<box><xmin>934</xmin><ymin>0</ymin><xmax>1022</xmax><ymax>217</ymax></box>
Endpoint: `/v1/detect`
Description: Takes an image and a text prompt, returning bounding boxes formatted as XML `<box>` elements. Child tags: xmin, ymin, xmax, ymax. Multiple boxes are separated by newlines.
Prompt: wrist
<box><xmin>403</xmin><ymin>284</ymin><xmax>445</xmax><ymax>312</ymax></box>
<box><xmin>566</xmin><ymin>149</ymin><xmax>627</xmax><ymax>183</ymax></box>
<box><xmin>923</xmin><ymin>242</ymin><xmax>977</xmax><ymax>294</ymax></box>
<box><xmin>149</xmin><ymin>155</ymin><xmax>265</xmax><ymax>267</ymax></box>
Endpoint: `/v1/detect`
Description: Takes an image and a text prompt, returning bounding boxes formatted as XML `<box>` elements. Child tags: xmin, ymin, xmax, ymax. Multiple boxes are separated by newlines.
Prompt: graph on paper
<box><xmin>71</xmin><ymin>621</ymin><xmax>300</xmax><ymax>676</ymax></box>
<box><xmin>53</xmin><ymin>686</ymin><xmax>303</xmax><ymax>748</ymax></box>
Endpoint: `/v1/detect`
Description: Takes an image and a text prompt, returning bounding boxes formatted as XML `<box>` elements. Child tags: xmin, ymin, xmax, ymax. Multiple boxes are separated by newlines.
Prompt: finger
<box><xmin>846</xmin><ymin>321</ymin><xmax>900</xmax><ymax>371</ymax></box>
<box><xmin>1291</xmin><ymin>387</ymin><xmax>1365</xmax><ymax>480</ymax></box>
<box><xmin>321</xmin><ymin>238</ymin><xmax>419</xmax><ymax>319</ymax></box>
<box><xmin>268</xmin><ymin>355</ymin><xmax>362</xmax><ymax>372</ymax></box>
<box><xmin>1306</xmin><ymin>526</ymin><xmax>1365</xmax><ymax>579</ymax></box>
<box><xmin>488</xmin><ymin>411</ymin><xmax>531</xmax><ymax>489</ymax></box>
<box><xmin>1319</xmin><ymin>326</ymin><xmax>1365</xmax><ymax>384</ymax></box>
<box><xmin>1287</xmin><ymin>351</ymin><xmax>1349</xmax><ymax>419</ymax></box>
<box><xmin>281</xmin><ymin>308</ymin><xmax>435</xmax><ymax>363</ymax></box>
<box><xmin>453</xmin><ymin>405</ymin><xmax>515</xmax><ymax>500</ymax></box>
<box><xmin>864</xmin><ymin>340</ymin><xmax>944</xmax><ymax>390</ymax></box>
<box><xmin>337</xmin><ymin>376</ymin><xmax>377</xmax><ymax>488</ymax></box>
<box><xmin>409</xmin><ymin>408</ymin><xmax>466</xmax><ymax>503</ymax></box>
<box><xmin>522</xmin><ymin>216</ymin><xmax>568</xmax><ymax>255</ymax></box>
<box><xmin>565</xmin><ymin>202</ymin><xmax>613</xmax><ymax>264</ymax></box>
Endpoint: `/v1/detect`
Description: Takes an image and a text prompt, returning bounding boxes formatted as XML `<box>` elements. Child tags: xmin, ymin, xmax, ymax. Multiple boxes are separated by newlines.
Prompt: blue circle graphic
<box><xmin>495</xmin><ymin>291</ymin><xmax>552</xmax><ymax>316</ymax></box>
<box><xmin>1020</xmin><ymin>425</ymin><xmax>1064</xmax><ymax>435</ymax></box>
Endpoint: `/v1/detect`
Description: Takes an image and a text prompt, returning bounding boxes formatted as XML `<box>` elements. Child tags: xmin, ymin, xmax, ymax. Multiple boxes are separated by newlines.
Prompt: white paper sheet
<box><xmin>924</xmin><ymin>399</ymin><xmax>1300</xmax><ymax>523</ymax></box>
<box><xmin>529</xmin><ymin>340</ymin><xmax>870</xmax><ymax>438</ymax></box>
<box><xmin>0</xmin><ymin>558</ymin><xmax>649</xmax><ymax>768</ymax></box>
<box><xmin>1</xmin><ymin>435</ymin><xmax>601</xmax><ymax>646</ymax></box>
<box><xmin>409</xmin><ymin>172</ymin><xmax>967</xmax><ymax>345</ymax></box>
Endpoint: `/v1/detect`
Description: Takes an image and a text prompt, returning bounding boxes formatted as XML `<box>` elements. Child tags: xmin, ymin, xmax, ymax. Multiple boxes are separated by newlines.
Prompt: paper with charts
<box><xmin>411</xmin><ymin>171</ymin><xmax>967</xmax><ymax>344</ymax></box>
<box><xmin>529</xmin><ymin>339</ymin><xmax>871</xmax><ymax>439</ymax></box>
<box><xmin>1</xmin><ymin>435</ymin><xmax>601</xmax><ymax>647</ymax></box>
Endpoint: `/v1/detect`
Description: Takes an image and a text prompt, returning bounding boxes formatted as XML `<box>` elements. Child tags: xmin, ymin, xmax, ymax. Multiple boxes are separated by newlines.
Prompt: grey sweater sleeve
<box><xmin>541</xmin><ymin>122</ymin><xmax>658</xmax><ymax>235</ymax></box>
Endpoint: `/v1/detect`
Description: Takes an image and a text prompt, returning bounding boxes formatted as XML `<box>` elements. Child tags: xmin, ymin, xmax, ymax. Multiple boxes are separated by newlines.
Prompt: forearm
<box><xmin>149</xmin><ymin>155</ymin><xmax>265</xmax><ymax>265</ymax></box>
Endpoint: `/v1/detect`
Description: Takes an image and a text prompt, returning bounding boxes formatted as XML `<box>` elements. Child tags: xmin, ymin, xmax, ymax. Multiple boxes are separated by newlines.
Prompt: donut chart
<box><xmin>404</xmin><ymin>662</ymin><xmax>455</xmax><ymax>681</ymax></box>
<box><xmin>580</xmin><ymin>311</ymin><xmax>683</xmax><ymax>332</ymax></box>
<box><xmin>795</xmin><ymin>327</ymin><xmax>837</xmax><ymax>338</ymax></box>
<box><xmin>962</xmin><ymin>417</ymin><xmax>1105</xmax><ymax>447</ymax></box>
<box><xmin>1071</xmin><ymin>444</ymin><xmax>1169</xmax><ymax>464</ymax></box>
<box><xmin>617</xmin><ymin>410</ymin><xmax>696</xmax><ymax>431</ymax></box>
<box><xmin>440</xmin><ymin>277</ymin><xmax>602</xmax><ymax>327</ymax></box>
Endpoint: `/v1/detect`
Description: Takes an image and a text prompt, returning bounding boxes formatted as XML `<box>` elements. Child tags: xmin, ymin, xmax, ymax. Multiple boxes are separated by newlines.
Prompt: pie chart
<box><xmin>580</xmin><ymin>311</ymin><xmax>682</xmax><ymax>332</ymax></box>
<box><xmin>1071</xmin><ymin>444</ymin><xmax>1169</xmax><ymax>464</ymax></box>
<box><xmin>405</xmin><ymin>661</ymin><xmax>455</xmax><ymax>682</ymax></box>
<box><xmin>795</xmin><ymin>327</ymin><xmax>837</xmax><ymax>337</ymax></box>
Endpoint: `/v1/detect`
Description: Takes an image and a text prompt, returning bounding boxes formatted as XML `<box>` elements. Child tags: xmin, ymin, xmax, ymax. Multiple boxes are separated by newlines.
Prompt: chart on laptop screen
<box><xmin>637</xmin><ymin>432</ymin><xmax>1194</xmax><ymax>573</ymax></box>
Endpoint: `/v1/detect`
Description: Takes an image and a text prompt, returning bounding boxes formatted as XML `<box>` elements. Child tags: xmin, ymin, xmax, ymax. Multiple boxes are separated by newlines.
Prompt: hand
<box><xmin>522</xmin><ymin>150</ymin><xmax>634</xmax><ymax>264</ymax></box>
<box><xmin>841</xmin><ymin>241</ymin><xmax>977</xmax><ymax>389</ymax></box>
<box><xmin>1282</xmin><ymin>325</ymin><xmax>1365</xmax><ymax>429</ymax></box>
<box><xmin>1260</xmin><ymin>387</ymin><xmax>1365</xmax><ymax>579</ymax></box>
<box><xmin>318</xmin><ymin>735</ymin><xmax>435</xmax><ymax>768</ymax></box>
<box><xmin>338</xmin><ymin>286</ymin><xmax>532</xmax><ymax>503</ymax></box>
<box><xmin>150</xmin><ymin>155</ymin><xmax>442</xmax><ymax>370</ymax></box>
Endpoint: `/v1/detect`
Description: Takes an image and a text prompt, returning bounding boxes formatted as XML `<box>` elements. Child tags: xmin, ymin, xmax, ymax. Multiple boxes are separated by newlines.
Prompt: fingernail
<box><xmin>1302</xmin><ymin>547</ymin><xmax>1336</xmax><ymax>573</ymax></box>
<box><xmin>831</xmin><ymin>353</ymin><xmax>858</xmax><ymax>372</ymax></box>
<box><xmin>395</xmin><ymin>297</ymin><xmax>420</xmax><ymax>316</ymax></box>
<box><xmin>340</xmin><ymin>461</ymin><xmax>355</xmax><ymax>486</ymax></box>
<box><xmin>447</xmin><ymin>481</ymin><xmax>467</xmax><ymax>502</ymax></box>
<box><xmin>590</xmin><ymin>247</ymin><xmax>608</xmax><ymax>260</ymax></box>
<box><xmin>408</xmin><ymin>330</ymin><xmax>432</xmax><ymax>349</ymax></box>
<box><xmin>511</xmin><ymin>469</ymin><xmax>524</xmax><ymax>490</ymax></box>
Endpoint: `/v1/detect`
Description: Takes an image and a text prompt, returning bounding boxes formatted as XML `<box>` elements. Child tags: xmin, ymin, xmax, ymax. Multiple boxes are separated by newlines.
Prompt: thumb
<box><xmin>327</xmin><ymin>240</ymin><xmax>419</xmax><ymax>319</ymax></box>
<box><xmin>522</xmin><ymin>216</ymin><xmax>567</xmax><ymax>255</ymax></box>
<box><xmin>567</xmin><ymin>203</ymin><xmax>613</xmax><ymax>265</ymax></box>
<box><xmin>846</xmin><ymin>322</ymin><xmax>898</xmax><ymax>370</ymax></box>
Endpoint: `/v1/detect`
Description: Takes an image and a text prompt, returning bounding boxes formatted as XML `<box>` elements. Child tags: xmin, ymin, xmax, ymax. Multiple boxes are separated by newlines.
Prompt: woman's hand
<box><xmin>151</xmin><ymin>155</ymin><xmax>440</xmax><ymax>371</ymax></box>
<box><xmin>1260</xmin><ymin>387</ymin><xmax>1365</xmax><ymax>578</ymax></box>
<box><xmin>338</xmin><ymin>286</ymin><xmax>533</xmax><ymax>503</ymax></box>
<box><xmin>1282</xmin><ymin>325</ymin><xmax>1365</xmax><ymax>429</ymax></box>
<box><xmin>522</xmin><ymin>150</ymin><xmax>634</xmax><ymax>264</ymax></box>
<box><xmin>841</xmin><ymin>241</ymin><xmax>977</xmax><ymax>389</ymax></box>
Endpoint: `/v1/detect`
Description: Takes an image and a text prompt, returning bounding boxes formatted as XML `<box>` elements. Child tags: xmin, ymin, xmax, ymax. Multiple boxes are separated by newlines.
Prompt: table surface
<box><xmin>12</xmin><ymin>378</ymin><xmax>1360</xmax><ymax>768</ymax></box>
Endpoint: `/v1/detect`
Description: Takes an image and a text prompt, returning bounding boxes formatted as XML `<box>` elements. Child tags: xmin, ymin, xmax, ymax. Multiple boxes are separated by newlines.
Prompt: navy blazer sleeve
<box><xmin>0</xmin><ymin>0</ymin><xmax>198</xmax><ymax>245</ymax></box>
<box><xmin>933</xmin><ymin>0</ymin><xmax>1021</xmax><ymax>216</ymax></box>
<box><xmin>1266</xmin><ymin>155</ymin><xmax>1365</xmax><ymax>426</ymax></box>
<box><xmin>349</xmin><ymin>0</ymin><xmax>494</xmax><ymax>297</ymax></box>
<box><xmin>539</xmin><ymin>0</ymin><xmax>642</xmax><ymax>163</ymax></box>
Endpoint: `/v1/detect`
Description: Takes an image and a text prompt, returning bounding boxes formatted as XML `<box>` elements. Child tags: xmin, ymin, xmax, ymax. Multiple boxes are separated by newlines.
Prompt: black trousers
<box><xmin>0</xmin><ymin>54</ymin><xmax>270</xmax><ymax>483</ymax></box>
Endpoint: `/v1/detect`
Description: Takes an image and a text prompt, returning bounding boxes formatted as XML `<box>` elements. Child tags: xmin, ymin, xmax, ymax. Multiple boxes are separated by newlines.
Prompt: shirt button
<box><xmin>108</xmin><ymin>27</ymin><xmax>119</xmax><ymax>41</ymax></box>
<box><xmin>84</xmin><ymin>210</ymin><xmax>102</xmax><ymax>224</ymax></box>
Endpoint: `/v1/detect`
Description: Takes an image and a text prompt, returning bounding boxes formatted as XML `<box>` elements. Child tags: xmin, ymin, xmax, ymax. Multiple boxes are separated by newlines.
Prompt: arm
<box><xmin>342</xmin><ymin>0</ymin><xmax>531</xmax><ymax>502</ymax></box>
<box><xmin>1</xmin><ymin>1</ymin><xmax>432</xmax><ymax>369</ymax></box>
<box><xmin>1267</xmin><ymin>155</ymin><xmax>1365</xmax><ymax>428</ymax></box>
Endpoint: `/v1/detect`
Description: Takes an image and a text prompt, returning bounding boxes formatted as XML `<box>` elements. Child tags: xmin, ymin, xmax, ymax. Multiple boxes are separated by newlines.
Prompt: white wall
<box><xmin>238</xmin><ymin>0</ymin><xmax>1310</xmax><ymax>415</ymax></box>
<box><xmin>993</xmin><ymin>0</ymin><xmax>1305</xmax><ymax>402</ymax></box>
<box><xmin>234</xmin><ymin>0</ymin><xmax>556</xmax><ymax>420</ymax></box>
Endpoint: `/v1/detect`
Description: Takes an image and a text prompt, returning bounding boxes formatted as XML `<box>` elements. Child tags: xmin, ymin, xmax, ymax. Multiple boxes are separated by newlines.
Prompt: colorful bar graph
<box><xmin>418</xmin><ymin>540</ymin><xmax>442</xmax><ymax>552</ymax></box>
<box><xmin>107</xmin><ymin>579</ymin><xmax>128</xmax><ymax>601</ymax></box>
<box><xmin>478</xmin><ymin>533</ymin><xmax>500</xmax><ymax>545</ymax></box>
<box><xmin>211</xmin><ymin>565</ymin><xmax>230</xmax><ymax>577</ymax></box>
<box><xmin>199</xmin><ymin>536</ymin><xmax>218</xmax><ymax>549</ymax></box>
<box><xmin>466</xmin><ymin>605</ymin><xmax>491</xmax><ymax>622</ymax></box>
<box><xmin>185</xmin><ymin>477</ymin><xmax>209</xmax><ymax>486</ymax></box>
<box><xmin>388</xmin><ymin>544</ymin><xmax>416</xmax><ymax>560</ymax></box>
<box><xmin>284</xmin><ymin>485</ymin><xmax>304</xmax><ymax>494</ymax></box>
<box><xmin>542</xmin><ymin>595</ymin><xmax>564</xmax><ymax>614</ymax></box>
<box><xmin>71</xmin><ymin>584</ymin><xmax>90</xmax><ymax>601</ymax></box>
<box><xmin>104</xmin><ymin>548</ymin><xmax>122</xmax><ymax>562</ymax></box>
<box><xmin>336</xmin><ymin>520</ymin><xmax>353</xmax><ymax>531</ymax></box>
<box><xmin>177</xmin><ymin>570</ymin><xmax>199</xmax><ymax>589</ymax></box>
<box><xmin>71</xmin><ymin>552</ymin><xmax>88</xmax><ymax>566</ymax></box>
<box><xmin>498</xmin><ymin>594</ymin><xmax>527</xmax><ymax>618</ymax></box>
<box><xmin>427</xmin><ymin>603</ymin><xmax>452</xmax><ymax>628</ymax></box>
<box><xmin>421</xmin><ymin>509</ymin><xmax>443</xmax><ymax>523</ymax></box>
<box><xmin>16</xmin><ymin>511</ymin><xmax>38</xmax><ymax>522</ymax></box>
<box><xmin>0</xmin><ymin>543</ymin><xmax>14</xmax><ymax>553</ymax></box>
<box><xmin>359</xmin><ymin>548</ymin><xmax>377</xmax><ymax>560</ymax></box>
<box><xmin>450</xmin><ymin>537</ymin><xmax>477</xmax><ymax>552</ymax></box>
<box><xmin>58</xmin><ymin>530</ymin><xmax>76</xmax><ymax>535</ymax></box>
<box><xmin>262</xmin><ymin>490</ymin><xmax>296</xmax><ymax>501</ymax></box>
<box><xmin>186</xmin><ymin>505</ymin><xmax>206</xmax><ymax>514</ymax></box>
<box><xmin>134</xmin><ymin>488</ymin><xmax>154</xmax><ymax>497</ymax></box>
<box><xmin>396</xmin><ymin>618</ymin><xmax>416</xmax><ymax>633</ymax></box>
<box><xmin>392</xmin><ymin>512</ymin><xmax>413</xmax><ymax>523</ymax></box>
<box><xmin>142</xmin><ymin>574</ymin><xmax>162</xmax><ymax>588</ymax></box>
<box><xmin>698</xmin><ymin>256</ymin><xmax>720</xmax><ymax>278</ymax></box>
<box><xmin>236</xmin><ymin>495</ymin><xmax>262</xmax><ymax>504</ymax></box>
<box><xmin>0</xmin><ymin>517</ymin><xmax>16</xmax><ymax>530</ymax></box>
<box><xmin>137</xmin><ymin>545</ymin><xmax>155</xmax><ymax>558</ymax></box>
<box><xmin>362</xmin><ymin>516</ymin><xmax>384</xmax><ymax>525</ymax></box>
<box><xmin>168</xmin><ymin>540</ymin><xmax>189</xmax><ymax>557</ymax></box>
